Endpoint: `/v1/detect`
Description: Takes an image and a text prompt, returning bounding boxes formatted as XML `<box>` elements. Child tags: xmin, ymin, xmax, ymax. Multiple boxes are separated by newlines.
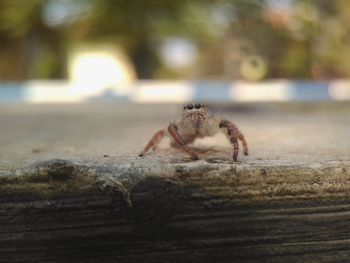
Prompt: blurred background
<box><xmin>0</xmin><ymin>0</ymin><xmax>350</xmax><ymax>103</ymax></box>
<box><xmin>0</xmin><ymin>0</ymin><xmax>349</xmax><ymax>169</ymax></box>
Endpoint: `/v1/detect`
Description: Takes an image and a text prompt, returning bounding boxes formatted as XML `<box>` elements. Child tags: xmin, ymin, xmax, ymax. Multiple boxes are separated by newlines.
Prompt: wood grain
<box><xmin>1</xmin><ymin>159</ymin><xmax>350</xmax><ymax>262</ymax></box>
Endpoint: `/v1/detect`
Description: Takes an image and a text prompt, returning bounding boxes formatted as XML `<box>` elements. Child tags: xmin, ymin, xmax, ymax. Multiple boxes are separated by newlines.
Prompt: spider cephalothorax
<box><xmin>139</xmin><ymin>103</ymin><xmax>248</xmax><ymax>161</ymax></box>
<box><xmin>182</xmin><ymin>103</ymin><xmax>208</xmax><ymax>129</ymax></box>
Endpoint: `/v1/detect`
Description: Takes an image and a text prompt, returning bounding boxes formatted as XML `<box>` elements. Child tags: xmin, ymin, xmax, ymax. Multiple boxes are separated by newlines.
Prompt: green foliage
<box><xmin>0</xmin><ymin>0</ymin><xmax>45</xmax><ymax>36</ymax></box>
<box><xmin>1</xmin><ymin>0</ymin><xmax>350</xmax><ymax>79</ymax></box>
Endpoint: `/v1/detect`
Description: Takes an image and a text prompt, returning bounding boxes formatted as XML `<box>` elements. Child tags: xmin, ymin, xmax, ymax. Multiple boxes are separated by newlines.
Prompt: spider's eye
<box><xmin>187</xmin><ymin>104</ymin><xmax>193</xmax><ymax>110</ymax></box>
<box><xmin>194</xmin><ymin>103</ymin><xmax>201</xmax><ymax>109</ymax></box>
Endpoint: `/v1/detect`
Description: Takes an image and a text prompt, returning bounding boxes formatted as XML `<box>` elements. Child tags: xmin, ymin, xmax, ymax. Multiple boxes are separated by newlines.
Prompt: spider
<box><xmin>139</xmin><ymin>103</ymin><xmax>248</xmax><ymax>161</ymax></box>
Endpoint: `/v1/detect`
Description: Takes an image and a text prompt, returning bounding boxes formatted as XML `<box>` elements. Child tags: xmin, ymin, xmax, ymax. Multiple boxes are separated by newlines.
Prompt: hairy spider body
<box><xmin>139</xmin><ymin>103</ymin><xmax>248</xmax><ymax>161</ymax></box>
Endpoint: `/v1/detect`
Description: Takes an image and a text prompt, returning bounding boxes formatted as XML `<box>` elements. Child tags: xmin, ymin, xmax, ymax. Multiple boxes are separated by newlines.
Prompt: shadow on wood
<box><xmin>2</xmin><ymin>172</ymin><xmax>350</xmax><ymax>262</ymax></box>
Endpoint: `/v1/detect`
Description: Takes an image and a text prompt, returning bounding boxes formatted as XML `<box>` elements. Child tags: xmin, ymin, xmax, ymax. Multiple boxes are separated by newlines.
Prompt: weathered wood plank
<box><xmin>1</xmin><ymin>158</ymin><xmax>350</xmax><ymax>262</ymax></box>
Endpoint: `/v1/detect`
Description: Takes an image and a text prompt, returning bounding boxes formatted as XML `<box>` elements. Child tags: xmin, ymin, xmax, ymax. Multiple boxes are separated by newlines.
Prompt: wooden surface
<box><xmin>1</xmin><ymin>103</ymin><xmax>350</xmax><ymax>262</ymax></box>
<box><xmin>1</xmin><ymin>158</ymin><xmax>350</xmax><ymax>262</ymax></box>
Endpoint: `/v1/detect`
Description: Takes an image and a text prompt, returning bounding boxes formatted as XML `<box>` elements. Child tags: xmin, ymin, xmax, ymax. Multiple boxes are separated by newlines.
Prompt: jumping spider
<box><xmin>139</xmin><ymin>103</ymin><xmax>248</xmax><ymax>161</ymax></box>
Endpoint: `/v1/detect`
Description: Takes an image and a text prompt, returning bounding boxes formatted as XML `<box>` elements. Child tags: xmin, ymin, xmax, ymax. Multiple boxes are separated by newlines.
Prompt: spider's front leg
<box><xmin>168</xmin><ymin>122</ymin><xmax>199</xmax><ymax>160</ymax></box>
<box><xmin>139</xmin><ymin>129</ymin><xmax>165</xmax><ymax>157</ymax></box>
<box><xmin>219</xmin><ymin>119</ymin><xmax>249</xmax><ymax>161</ymax></box>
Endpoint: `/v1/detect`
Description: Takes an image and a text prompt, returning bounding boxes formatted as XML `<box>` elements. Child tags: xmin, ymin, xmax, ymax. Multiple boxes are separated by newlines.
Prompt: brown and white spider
<box><xmin>139</xmin><ymin>103</ymin><xmax>248</xmax><ymax>161</ymax></box>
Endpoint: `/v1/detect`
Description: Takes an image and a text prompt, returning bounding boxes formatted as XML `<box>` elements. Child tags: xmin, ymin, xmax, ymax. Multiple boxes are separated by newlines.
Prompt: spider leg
<box><xmin>236</xmin><ymin>128</ymin><xmax>249</xmax><ymax>155</ymax></box>
<box><xmin>229</xmin><ymin>132</ymin><xmax>239</xmax><ymax>162</ymax></box>
<box><xmin>139</xmin><ymin>129</ymin><xmax>165</xmax><ymax>157</ymax></box>
<box><xmin>219</xmin><ymin>119</ymin><xmax>248</xmax><ymax>161</ymax></box>
<box><xmin>168</xmin><ymin>122</ymin><xmax>199</xmax><ymax>160</ymax></box>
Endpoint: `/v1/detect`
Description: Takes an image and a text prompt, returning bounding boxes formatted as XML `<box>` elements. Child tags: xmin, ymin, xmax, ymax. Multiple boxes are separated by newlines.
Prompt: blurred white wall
<box><xmin>68</xmin><ymin>44</ymin><xmax>136</xmax><ymax>98</ymax></box>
